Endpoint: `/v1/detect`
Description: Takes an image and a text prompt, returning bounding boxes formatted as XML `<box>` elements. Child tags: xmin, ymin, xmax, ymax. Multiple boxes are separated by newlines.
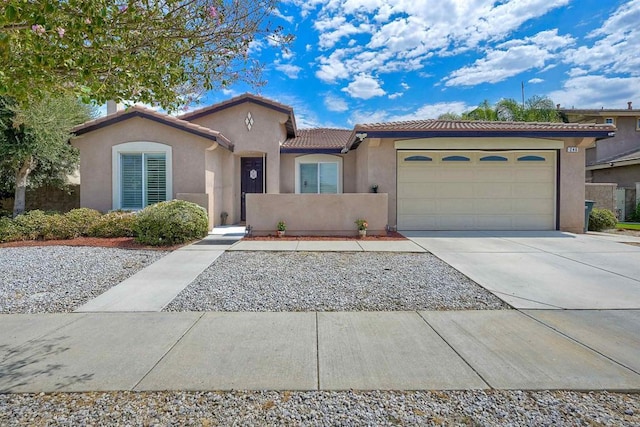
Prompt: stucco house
<box><xmin>560</xmin><ymin>102</ymin><xmax>639</xmax><ymax>188</ymax></box>
<box><xmin>71</xmin><ymin>93</ymin><xmax>614</xmax><ymax>234</ymax></box>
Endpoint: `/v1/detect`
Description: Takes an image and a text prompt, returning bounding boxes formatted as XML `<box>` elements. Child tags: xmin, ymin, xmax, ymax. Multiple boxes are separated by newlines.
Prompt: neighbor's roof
<box><xmin>72</xmin><ymin>105</ymin><xmax>233</xmax><ymax>150</ymax></box>
<box><xmin>560</xmin><ymin>108</ymin><xmax>639</xmax><ymax>118</ymax></box>
<box><xmin>346</xmin><ymin>119</ymin><xmax>616</xmax><ymax>149</ymax></box>
<box><xmin>588</xmin><ymin>148</ymin><xmax>640</xmax><ymax>169</ymax></box>
<box><xmin>178</xmin><ymin>93</ymin><xmax>297</xmax><ymax>138</ymax></box>
<box><xmin>281</xmin><ymin>128</ymin><xmax>351</xmax><ymax>152</ymax></box>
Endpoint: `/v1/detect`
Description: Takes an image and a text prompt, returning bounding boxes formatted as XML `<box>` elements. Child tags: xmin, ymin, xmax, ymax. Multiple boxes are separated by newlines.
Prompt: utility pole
<box><xmin>521</xmin><ymin>81</ymin><xmax>525</xmax><ymax>108</ymax></box>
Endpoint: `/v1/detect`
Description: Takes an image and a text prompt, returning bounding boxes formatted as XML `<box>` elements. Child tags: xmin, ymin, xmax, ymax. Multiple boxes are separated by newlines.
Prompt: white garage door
<box><xmin>397</xmin><ymin>151</ymin><xmax>556</xmax><ymax>230</ymax></box>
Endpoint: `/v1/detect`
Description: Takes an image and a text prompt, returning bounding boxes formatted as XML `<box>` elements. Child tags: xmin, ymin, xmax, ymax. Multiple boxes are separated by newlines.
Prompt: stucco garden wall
<box><xmin>585</xmin><ymin>183</ymin><xmax>617</xmax><ymax>213</ymax></box>
<box><xmin>246</xmin><ymin>193</ymin><xmax>388</xmax><ymax>236</ymax></box>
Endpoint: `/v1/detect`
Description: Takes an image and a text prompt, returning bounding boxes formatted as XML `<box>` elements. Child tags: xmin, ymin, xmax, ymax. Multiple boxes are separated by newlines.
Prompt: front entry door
<box><xmin>241</xmin><ymin>157</ymin><xmax>264</xmax><ymax>221</ymax></box>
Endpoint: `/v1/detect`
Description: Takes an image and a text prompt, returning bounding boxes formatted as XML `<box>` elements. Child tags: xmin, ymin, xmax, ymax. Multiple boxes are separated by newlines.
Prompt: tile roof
<box><xmin>72</xmin><ymin>105</ymin><xmax>233</xmax><ymax>150</ymax></box>
<box><xmin>354</xmin><ymin>119</ymin><xmax>615</xmax><ymax>132</ymax></box>
<box><xmin>282</xmin><ymin>128</ymin><xmax>351</xmax><ymax>149</ymax></box>
<box><xmin>591</xmin><ymin>149</ymin><xmax>640</xmax><ymax>166</ymax></box>
<box><xmin>178</xmin><ymin>93</ymin><xmax>297</xmax><ymax>137</ymax></box>
<box><xmin>346</xmin><ymin>119</ymin><xmax>616</xmax><ymax>149</ymax></box>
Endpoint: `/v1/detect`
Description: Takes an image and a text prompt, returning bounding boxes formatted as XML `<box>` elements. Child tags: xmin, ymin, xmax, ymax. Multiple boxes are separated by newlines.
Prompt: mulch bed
<box><xmin>0</xmin><ymin>237</ymin><xmax>181</xmax><ymax>250</ymax></box>
<box><xmin>244</xmin><ymin>231</ymin><xmax>407</xmax><ymax>241</ymax></box>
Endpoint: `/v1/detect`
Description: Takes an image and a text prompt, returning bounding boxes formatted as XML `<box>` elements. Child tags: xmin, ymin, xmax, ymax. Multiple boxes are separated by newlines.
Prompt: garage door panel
<box><xmin>398</xmin><ymin>199</ymin><xmax>437</xmax><ymax>215</ymax></box>
<box><xmin>475</xmin><ymin>199</ymin><xmax>513</xmax><ymax>214</ymax></box>
<box><xmin>516</xmin><ymin>168</ymin><xmax>554</xmax><ymax>182</ymax></box>
<box><xmin>475</xmin><ymin>169</ymin><xmax>515</xmax><ymax>182</ymax></box>
<box><xmin>397</xmin><ymin>150</ymin><xmax>556</xmax><ymax>230</ymax></box>
<box><xmin>512</xmin><ymin>199</ymin><xmax>554</xmax><ymax>215</ymax></box>
<box><xmin>511</xmin><ymin>183</ymin><xmax>554</xmax><ymax>198</ymax></box>
<box><xmin>436</xmin><ymin>183</ymin><xmax>474</xmax><ymax>198</ymax></box>
<box><xmin>438</xmin><ymin>169</ymin><xmax>476</xmax><ymax>182</ymax></box>
<box><xmin>397</xmin><ymin>183</ymin><xmax>439</xmax><ymax>198</ymax></box>
<box><xmin>473</xmin><ymin>183</ymin><xmax>513</xmax><ymax>198</ymax></box>
<box><xmin>397</xmin><ymin>169</ymin><xmax>440</xmax><ymax>183</ymax></box>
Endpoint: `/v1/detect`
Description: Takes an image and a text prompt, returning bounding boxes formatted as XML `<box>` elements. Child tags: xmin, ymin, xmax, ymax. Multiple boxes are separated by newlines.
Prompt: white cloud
<box><xmin>445</xmin><ymin>29</ymin><xmax>574</xmax><ymax>86</ymax></box>
<box><xmin>388</xmin><ymin>92</ymin><xmax>403</xmax><ymax>99</ymax></box>
<box><xmin>400</xmin><ymin>82</ymin><xmax>410</xmax><ymax>90</ymax></box>
<box><xmin>548</xmin><ymin>75</ymin><xmax>640</xmax><ymax>109</ymax></box>
<box><xmin>324</xmin><ymin>94</ymin><xmax>349</xmax><ymax>112</ymax></box>
<box><xmin>563</xmin><ymin>0</ymin><xmax>640</xmax><ymax>76</ymax></box>
<box><xmin>275</xmin><ymin>63</ymin><xmax>303</xmax><ymax>79</ymax></box>
<box><xmin>308</xmin><ymin>0</ymin><xmax>571</xmax><ymax>86</ymax></box>
<box><xmin>342</xmin><ymin>73</ymin><xmax>386</xmax><ymax>99</ymax></box>
<box><xmin>272</xmin><ymin>8</ymin><xmax>295</xmax><ymax>23</ymax></box>
<box><xmin>348</xmin><ymin>101</ymin><xmax>471</xmax><ymax>125</ymax></box>
<box><xmin>528</xmin><ymin>78</ymin><xmax>544</xmax><ymax>84</ymax></box>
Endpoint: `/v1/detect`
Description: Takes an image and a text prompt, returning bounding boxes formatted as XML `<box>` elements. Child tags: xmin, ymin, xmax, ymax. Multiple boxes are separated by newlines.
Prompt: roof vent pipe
<box><xmin>628</xmin><ymin>101</ymin><xmax>633</xmax><ymax>110</ymax></box>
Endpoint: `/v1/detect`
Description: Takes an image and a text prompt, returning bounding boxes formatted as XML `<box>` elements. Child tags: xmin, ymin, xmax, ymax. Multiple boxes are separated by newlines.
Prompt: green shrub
<box><xmin>134</xmin><ymin>200</ymin><xmax>208</xmax><ymax>246</ymax></box>
<box><xmin>588</xmin><ymin>208</ymin><xmax>617</xmax><ymax>232</ymax></box>
<box><xmin>629</xmin><ymin>202</ymin><xmax>640</xmax><ymax>222</ymax></box>
<box><xmin>0</xmin><ymin>217</ymin><xmax>20</xmax><ymax>243</ymax></box>
<box><xmin>12</xmin><ymin>210</ymin><xmax>51</xmax><ymax>240</ymax></box>
<box><xmin>42</xmin><ymin>213</ymin><xmax>75</xmax><ymax>240</ymax></box>
<box><xmin>64</xmin><ymin>208</ymin><xmax>102</xmax><ymax>237</ymax></box>
<box><xmin>88</xmin><ymin>211</ymin><xmax>137</xmax><ymax>237</ymax></box>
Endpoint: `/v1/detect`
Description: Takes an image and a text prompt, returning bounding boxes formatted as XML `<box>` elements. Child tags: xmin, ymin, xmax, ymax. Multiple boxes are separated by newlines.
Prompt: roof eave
<box><xmin>73</xmin><ymin>110</ymin><xmax>234</xmax><ymax>151</ymax></box>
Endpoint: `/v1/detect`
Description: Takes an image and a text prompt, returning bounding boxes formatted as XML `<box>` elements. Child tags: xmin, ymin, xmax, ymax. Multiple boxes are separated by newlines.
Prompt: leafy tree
<box><xmin>495</xmin><ymin>95</ymin><xmax>560</xmax><ymax>122</ymax></box>
<box><xmin>437</xmin><ymin>112</ymin><xmax>462</xmax><ymax>120</ymax></box>
<box><xmin>462</xmin><ymin>100</ymin><xmax>499</xmax><ymax>121</ymax></box>
<box><xmin>0</xmin><ymin>96</ymin><xmax>94</xmax><ymax>216</ymax></box>
<box><xmin>0</xmin><ymin>0</ymin><xmax>287</xmax><ymax>110</ymax></box>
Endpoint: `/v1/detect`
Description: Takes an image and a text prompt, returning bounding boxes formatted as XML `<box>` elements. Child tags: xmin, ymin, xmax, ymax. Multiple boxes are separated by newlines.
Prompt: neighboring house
<box><xmin>560</xmin><ymin>102</ymin><xmax>639</xmax><ymax>188</ymax></box>
<box><xmin>71</xmin><ymin>93</ymin><xmax>614</xmax><ymax>234</ymax></box>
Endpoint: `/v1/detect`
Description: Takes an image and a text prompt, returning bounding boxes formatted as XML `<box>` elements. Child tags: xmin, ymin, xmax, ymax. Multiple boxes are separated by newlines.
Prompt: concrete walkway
<box><xmin>76</xmin><ymin>228</ymin><xmax>244</xmax><ymax>312</ymax></box>
<box><xmin>229</xmin><ymin>238</ymin><xmax>426</xmax><ymax>252</ymax></box>
<box><xmin>1</xmin><ymin>310</ymin><xmax>639</xmax><ymax>392</ymax></box>
<box><xmin>405</xmin><ymin>231</ymin><xmax>640</xmax><ymax>310</ymax></box>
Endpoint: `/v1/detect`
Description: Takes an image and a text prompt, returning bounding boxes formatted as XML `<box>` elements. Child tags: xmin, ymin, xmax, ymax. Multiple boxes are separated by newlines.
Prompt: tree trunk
<box><xmin>13</xmin><ymin>157</ymin><xmax>36</xmax><ymax>217</ymax></box>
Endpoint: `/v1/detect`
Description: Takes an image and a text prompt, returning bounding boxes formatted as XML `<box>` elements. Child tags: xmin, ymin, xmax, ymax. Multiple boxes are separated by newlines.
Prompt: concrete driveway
<box><xmin>404</xmin><ymin>231</ymin><xmax>640</xmax><ymax>309</ymax></box>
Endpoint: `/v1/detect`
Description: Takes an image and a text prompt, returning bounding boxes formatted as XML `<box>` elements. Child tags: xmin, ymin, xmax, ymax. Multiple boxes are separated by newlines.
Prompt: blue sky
<box><xmin>204</xmin><ymin>0</ymin><xmax>640</xmax><ymax>129</ymax></box>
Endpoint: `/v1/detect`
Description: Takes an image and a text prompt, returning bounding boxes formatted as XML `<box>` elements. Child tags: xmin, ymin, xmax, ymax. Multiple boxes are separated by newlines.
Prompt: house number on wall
<box><xmin>249</xmin><ymin>169</ymin><xmax>258</xmax><ymax>180</ymax></box>
<box><xmin>567</xmin><ymin>147</ymin><xmax>579</xmax><ymax>153</ymax></box>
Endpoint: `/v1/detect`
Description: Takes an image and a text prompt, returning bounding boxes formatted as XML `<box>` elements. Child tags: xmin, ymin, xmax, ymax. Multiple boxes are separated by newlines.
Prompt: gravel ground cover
<box><xmin>1</xmin><ymin>390</ymin><xmax>637</xmax><ymax>426</ymax></box>
<box><xmin>0</xmin><ymin>247</ymin><xmax>167</xmax><ymax>313</ymax></box>
<box><xmin>165</xmin><ymin>252</ymin><xmax>509</xmax><ymax>311</ymax></box>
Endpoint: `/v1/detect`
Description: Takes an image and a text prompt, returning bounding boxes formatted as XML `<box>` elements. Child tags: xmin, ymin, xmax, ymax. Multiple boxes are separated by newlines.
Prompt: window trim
<box><xmin>604</xmin><ymin>117</ymin><xmax>615</xmax><ymax>125</ymax></box>
<box><xmin>112</xmin><ymin>141</ymin><xmax>172</xmax><ymax>210</ymax></box>
<box><xmin>636</xmin><ymin>118</ymin><xmax>640</xmax><ymax>131</ymax></box>
<box><xmin>294</xmin><ymin>154</ymin><xmax>343</xmax><ymax>194</ymax></box>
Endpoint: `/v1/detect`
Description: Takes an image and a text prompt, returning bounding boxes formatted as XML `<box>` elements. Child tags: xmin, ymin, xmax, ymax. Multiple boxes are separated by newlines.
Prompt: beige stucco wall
<box><xmin>246</xmin><ymin>193</ymin><xmax>388</xmax><ymax>235</ymax></box>
<box><xmin>585</xmin><ymin>183</ymin><xmax>617</xmax><ymax>213</ymax></box>
<box><xmin>559</xmin><ymin>138</ymin><xmax>590</xmax><ymax>233</ymax></box>
<box><xmin>189</xmin><ymin>102</ymin><xmax>287</xmax><ymax>198</ymax></box>
<box><xmin>70</xmin><ymin>116</ymin><xmax>227</xmax><ymax>227</ymax></box>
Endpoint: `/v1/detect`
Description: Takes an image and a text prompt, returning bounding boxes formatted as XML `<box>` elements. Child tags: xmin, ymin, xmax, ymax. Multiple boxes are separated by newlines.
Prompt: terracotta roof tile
<box><xmin>72</xmin><ymin>105</ymin><xmax>233</xmax><ymax>149</ymax></box>
<box><xmin>354</xmin><ymin>119</ymin><xmax>615</xmax><ymax>132</ymax></box>
<box><xmin>282</xmin><ymin>128</ymin><xmax>351</xmax><ymax>149</ymax></box>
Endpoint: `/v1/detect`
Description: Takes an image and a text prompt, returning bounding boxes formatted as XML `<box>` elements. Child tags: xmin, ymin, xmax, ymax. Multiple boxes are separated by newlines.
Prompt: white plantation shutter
<box><xmin>145</xmin><ymin>154</ymin><xmax>166</xmax><ymax>205</ymax></box>
<box><xmin>120</xmin><ymin>153</ymin><xmax>167</xmax><ymax>209</ymax></box>
<box><xmin>121</xmin><ymin>154</ymin><xmax>143</xmax><ymax>209</ymax></box>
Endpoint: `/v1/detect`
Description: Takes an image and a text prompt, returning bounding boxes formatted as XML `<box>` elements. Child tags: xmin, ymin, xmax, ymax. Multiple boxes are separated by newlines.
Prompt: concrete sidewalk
<box><xmin>76</xmin><ymin>231</ymin><xmax>243</xmax><ymax>312</ymax></box>
<box><xmin>1</xmin><ymin>310</ymin><xmax>639</xmax><ymax>393</ymax></box>
<box><xmin>229</xmin><ymin>239</ymin><xmax>426</xmax><ymax>252</ymax></box>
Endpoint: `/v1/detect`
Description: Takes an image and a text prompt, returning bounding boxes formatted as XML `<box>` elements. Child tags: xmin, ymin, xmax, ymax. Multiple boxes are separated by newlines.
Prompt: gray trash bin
<box><xmin>585</xmin><ymin>200</ymin><xmax>596</xmax><ymax>232</ymax></box>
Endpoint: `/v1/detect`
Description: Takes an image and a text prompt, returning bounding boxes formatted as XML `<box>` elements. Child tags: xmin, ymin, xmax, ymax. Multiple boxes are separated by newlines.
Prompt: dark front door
<box><xmin>241</xmin><ymin>157</ymin><xmax>264</xmax><ymax>221</ymax></box>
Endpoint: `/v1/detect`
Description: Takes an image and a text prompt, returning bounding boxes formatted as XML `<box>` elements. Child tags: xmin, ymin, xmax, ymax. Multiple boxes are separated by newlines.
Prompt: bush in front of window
<box><xmin>88</xmin><ymin>210</ymin><xmax>137</xmax><ymax>238</ymax></box>
<box><xmin>134</xmin><ymin>200</ymin><xmax>208</xmax><ymax>246</ymax></box>
<box><xmin>0</xmin><ymin>216</ymin><xmax>20</xmax><ymax>243</ymax></box>
<box><xmin>588</xmin><ymin>208</ymin><xmax>617</xmax><ymax>232</ymax></box>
